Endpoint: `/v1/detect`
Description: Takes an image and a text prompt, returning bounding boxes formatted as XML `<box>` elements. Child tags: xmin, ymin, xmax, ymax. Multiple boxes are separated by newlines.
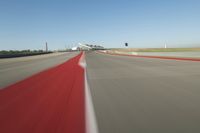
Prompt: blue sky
<box><xmin>0</xmin><ymin>0</ymin><xmax>200</xmax><ymax>50</ymax></box>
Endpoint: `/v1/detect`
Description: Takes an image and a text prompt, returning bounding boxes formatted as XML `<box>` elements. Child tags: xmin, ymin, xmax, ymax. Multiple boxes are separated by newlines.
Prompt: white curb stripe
<box><xmin>85</xmin><ymin>70</ymin><xmax>99</xmax><ymax>133</ymax></box>
<box><xmin>79</xmin><ymin>52</ymin><xmax>99</xmax><ymax>133</ymax></box>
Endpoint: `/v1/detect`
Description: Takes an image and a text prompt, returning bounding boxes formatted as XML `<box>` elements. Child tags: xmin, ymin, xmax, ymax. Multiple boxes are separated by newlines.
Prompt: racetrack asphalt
<box><xmin>0</xmin><ymin>52</ymin><xmax>85</xmax><ymax>133</ymax></box>
<box><xmin>85</xmin><ymin>51</ymin><xmax>200</xmax><ymax>133</ymax></box>
<box><xmin>1</xmin><ymin>51</ymin><xmax>200</xmax><ymax>133</ymax></box>
<box><xmin>0</xmin><ymin>52</ymin><xmax>79</xmax><ymax>89</ymax></box>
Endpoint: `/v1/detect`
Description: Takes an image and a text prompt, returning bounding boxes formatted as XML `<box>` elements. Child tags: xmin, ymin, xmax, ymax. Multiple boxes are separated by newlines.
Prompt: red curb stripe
<box><xmin>98</xmin><ymin>51</ymin><xmax>200</xmax><ymax>62</ymax></box>
<box><xmin>0</xmin><ymin>53</ymin><xmax>85</xmax><ymax>133</ymax></box>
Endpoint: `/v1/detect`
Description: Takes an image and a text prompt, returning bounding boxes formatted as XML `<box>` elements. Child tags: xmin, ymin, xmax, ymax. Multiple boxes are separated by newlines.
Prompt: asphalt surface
<box><xmin>86</xmin><ymin>52</ymin><xmax>200</xmax><ymax>133</ymax></box>
<box><xmin>0</xmin><ymin>53</ymin><xmax>85</xmax><ymax>133</ymax></box>
<box><xmin>0</xmin><ymin>52</ymin><xmax>79</xmax><ymax>88</ymax></box>
<box><xmin>137</xmin><ymin>51</ymin><xmax>200</xmax><ymax>58</ymax></box>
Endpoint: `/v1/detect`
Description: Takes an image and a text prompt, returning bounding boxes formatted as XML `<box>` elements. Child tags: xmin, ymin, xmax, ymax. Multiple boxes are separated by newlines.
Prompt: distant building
<box><xmin>71</xmin><ymin>43</ymin><xmax>105</xmax><ymax>51</ymax></box>
<box><xmin>78</xmin><ymin>43</ymin><xmax>92</xmax><ymax>50</ymax></box>
<box><xmin>72</xmin><ymin>46</ymin><xmax>78</xmax><ymax>51</ymax></box>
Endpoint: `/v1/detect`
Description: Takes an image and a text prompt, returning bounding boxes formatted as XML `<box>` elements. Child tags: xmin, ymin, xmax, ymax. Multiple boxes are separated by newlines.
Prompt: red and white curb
<box><xmin>0</xmin><ymin>52</ymin><xmax>98</xmax><ymax>133</ymax></box>
<box><xmin>79</xmin><ymin>52</ymin><xmax>99</xmax><ymax>133</ymax></box>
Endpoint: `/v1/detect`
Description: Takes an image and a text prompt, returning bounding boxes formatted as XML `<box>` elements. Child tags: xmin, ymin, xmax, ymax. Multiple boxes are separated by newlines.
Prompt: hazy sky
<box><xmin>1</xmin><ymin>0</ymin><xmax>200</xmax><ymax>50</ymax></box>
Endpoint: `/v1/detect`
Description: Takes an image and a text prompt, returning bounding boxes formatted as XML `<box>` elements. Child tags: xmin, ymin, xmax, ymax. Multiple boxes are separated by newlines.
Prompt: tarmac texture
<box><xmin>0</xmin><ymin>52</ymin><xmax>79</xmax><ymax>88</ymax></box>
<box><xmin>86</xmin><ymin>52</ymin><xmax>200</xmax><ymax>133</ymax></box>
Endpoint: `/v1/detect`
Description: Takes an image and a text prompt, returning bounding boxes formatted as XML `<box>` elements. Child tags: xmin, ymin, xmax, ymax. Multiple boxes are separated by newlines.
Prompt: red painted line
<box><xmin>0</xmin><ymin>53</ymin><xmax>85</xmax><ymax>133</ymax></box>
<box><xmin>98</xmin><ymin>51</ymin><xmax>200</xmax><ymax>62</ymax></box>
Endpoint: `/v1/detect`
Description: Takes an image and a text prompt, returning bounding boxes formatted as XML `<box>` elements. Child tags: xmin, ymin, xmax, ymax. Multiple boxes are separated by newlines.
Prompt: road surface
<box><xmin>86</xmin><ymin>52</ymin><xmax>200</xmax><ymax>133</ymax></box>
<box><xmin>1</xmin><ymin>51</ymin><xmax>200</xmax><ymax>133</ymax></box>
<box><xmin>0</xmin><ymin>52</ymin><xmax>85</xmax><ymax>133</ymax></box>
<box><xmin>137</xmin><ymin>51</ymin><xmax>200</xmax><ymax>58</ymax></box>
<box><xmin>0</xmin><ymin>52</ymin><xmax>79</xmax><ymax>88</ymax></box>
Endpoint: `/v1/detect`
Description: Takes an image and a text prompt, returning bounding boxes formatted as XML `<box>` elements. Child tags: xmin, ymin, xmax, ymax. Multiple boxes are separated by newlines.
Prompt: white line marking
<box><xmin>84</xmin><ymin>70</ymin><xmax>99</xmax><ymax>133</ymax></box>
<box><xmin>79</xmin><ymin>52</ymin><xmax>99</xmax><ymax>133</ymax></box>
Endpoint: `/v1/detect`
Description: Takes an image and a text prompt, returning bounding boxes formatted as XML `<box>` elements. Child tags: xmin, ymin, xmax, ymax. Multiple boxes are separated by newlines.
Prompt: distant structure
<box><xmin>165</xmin><ymin>44</ymin><xmax>167</xmax><ymax>49</ymax></box>
<box><xmin>125</xmin><ymin>43</ymin><xmax>128</xmax><ymax>47</ymax></box>
<box><xmin>45</xmin><ymin>42</ymin><xmax>48</xmax><ymax>52</ymax></box>
<box><xmin>71</xmin><ymin>43</ymin><xmax>105</xmax><ymax>51</ymax></box>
